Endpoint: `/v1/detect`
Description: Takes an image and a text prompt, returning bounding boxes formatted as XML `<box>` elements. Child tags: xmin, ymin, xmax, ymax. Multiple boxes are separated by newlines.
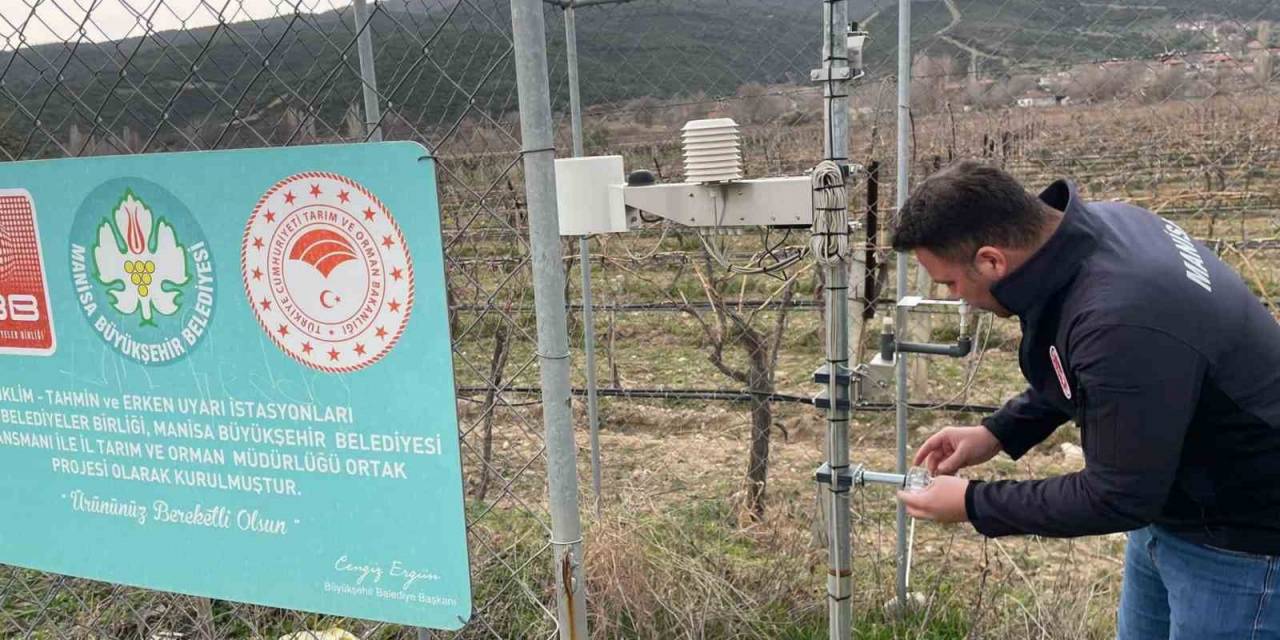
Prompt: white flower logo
<box><xmin>93</xmin><ymin>190</ymin><xmax>189</xmax><ymax>325</ymax></box>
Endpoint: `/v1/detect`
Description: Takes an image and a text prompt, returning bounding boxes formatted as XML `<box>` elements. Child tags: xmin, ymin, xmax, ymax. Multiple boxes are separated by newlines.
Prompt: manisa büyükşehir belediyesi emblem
<box><xmin>242</xmin><ymin>172</ymin><xmax>414</xmax><ymax>373</ymax></box>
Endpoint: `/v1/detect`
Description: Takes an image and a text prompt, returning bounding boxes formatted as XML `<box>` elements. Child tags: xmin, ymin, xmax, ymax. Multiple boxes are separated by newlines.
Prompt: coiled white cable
<box><xmin>810</xmin><ymin>160</ymin><xmax>850</xmax><ymax>265</ymax></box>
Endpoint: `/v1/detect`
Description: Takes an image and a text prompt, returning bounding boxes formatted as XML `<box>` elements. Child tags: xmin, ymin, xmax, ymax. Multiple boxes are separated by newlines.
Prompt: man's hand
<box><xmin>897</xmin><ymin>475</ymin><xmax>970</xmax><ymax>523</ymax></box>
<box><xmin>914</xmin><ymin>425</ymin><xmax>1003</xmax><ymax>475</ymax></box>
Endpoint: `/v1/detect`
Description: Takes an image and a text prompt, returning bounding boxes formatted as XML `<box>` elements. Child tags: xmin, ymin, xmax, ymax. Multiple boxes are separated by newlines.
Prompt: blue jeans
<box><xmin>1118</xmin><ymin>525</ymin><xmax>1280</xmax><ymax>639</ymax></box>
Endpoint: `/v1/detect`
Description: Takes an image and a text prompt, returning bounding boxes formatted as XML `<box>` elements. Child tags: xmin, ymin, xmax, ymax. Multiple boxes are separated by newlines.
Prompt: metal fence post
<box><xmin>894</xmin><ymin>0</ymin><xmax>913</xmax><ymax>612</ymax></box>
<box><xmin>817</xmin><ymin>1</ymin><xmax>852</xmax><ymax>638</ymax></box>
<box><xmin>563</xmin><ymin>3</ymin><xmax>605</xmax><ymax>517</ymax></box>
<box><xmin>509</xmin><ymin>1</ymin><xmax>590</xmax><ymax>638</ymax></box>
<box><xmin>352</xmin><ymin>0</ymin><xmax>383</xmax><ymax>142</ymax></box>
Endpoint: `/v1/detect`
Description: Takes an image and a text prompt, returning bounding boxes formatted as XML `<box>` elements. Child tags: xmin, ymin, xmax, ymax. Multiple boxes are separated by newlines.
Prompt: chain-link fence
<box><xmin>535</xmin><ymin>1</ymin><xmax>1280</xmax><ymax>638</ymax></box>
<box><xmin>3</xmin><ymin>0</ymin><xmax>1280</xmax><ymax>637</ymax></box>
<box><xmin>540</xmin><ymin>0</ymin><xmax>1280</xmax><ymax>636</ymax></box>
<box><xmin>1</xmin><ymin>0</ymin><xmax>568</xmax><ymax>638</ymax></box>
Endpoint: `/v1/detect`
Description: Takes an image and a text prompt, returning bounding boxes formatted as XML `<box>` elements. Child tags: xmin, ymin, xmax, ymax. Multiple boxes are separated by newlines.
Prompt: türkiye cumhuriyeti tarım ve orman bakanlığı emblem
<box><xmin>242</xmin><ymin>172</ymin><xmax>414</xmax><ymax>373</ymax></box>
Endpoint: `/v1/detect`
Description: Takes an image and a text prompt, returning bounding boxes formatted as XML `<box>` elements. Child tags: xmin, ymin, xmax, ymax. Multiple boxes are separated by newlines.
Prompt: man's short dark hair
<box><xmin>891</xmin><ymin>160</ymin><xmax>1050</xmax><ymax>262</ymax></box>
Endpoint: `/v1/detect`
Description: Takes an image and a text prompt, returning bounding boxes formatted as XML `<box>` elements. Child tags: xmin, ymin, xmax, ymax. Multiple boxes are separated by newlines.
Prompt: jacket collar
<box><xmin>990</xmin><ymin>180</ymin><xmax>1099</xmax><ymax>317</ymax></box>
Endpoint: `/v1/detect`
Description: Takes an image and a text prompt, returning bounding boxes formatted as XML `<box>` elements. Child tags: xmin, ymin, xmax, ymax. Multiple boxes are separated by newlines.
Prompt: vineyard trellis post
<box><xmin>560</xmin><ymin>1</ymin><xmax>606</xmax><ymax>517</ymax></box>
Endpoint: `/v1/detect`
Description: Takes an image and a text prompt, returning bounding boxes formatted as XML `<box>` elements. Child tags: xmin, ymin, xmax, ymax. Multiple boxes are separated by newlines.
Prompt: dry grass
<box><xmin>521</xmin><ymin>390</ymin><xmax>1127</xmax><ymax>639</ymax></box>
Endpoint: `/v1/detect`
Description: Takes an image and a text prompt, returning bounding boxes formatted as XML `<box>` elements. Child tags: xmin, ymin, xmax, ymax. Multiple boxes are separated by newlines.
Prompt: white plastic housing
<box><xmin>614</xmin><ymin>177</ymin><xmax>812</xmax><ymax>227</ymax></box>
<box><xmin>554</xmin><ymin>155</ymin><xmax>628</xmax><ymax>235</ymax></box>
<box><xmin>682</xmin><ymin>118</ymin><xmax>743</xmax><ymax>183</ymax></box>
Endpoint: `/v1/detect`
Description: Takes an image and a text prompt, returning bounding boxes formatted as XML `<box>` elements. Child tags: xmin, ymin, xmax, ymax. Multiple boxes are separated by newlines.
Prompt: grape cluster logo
<box><xmin>69</xmin><ymin>178</ymin><xmax>217</xmax><ymax>365</ymax></box>
<box><xmin>242</xmin><ymin>172</ymin><xmax>414</xmax><ymax>373</ymax></box>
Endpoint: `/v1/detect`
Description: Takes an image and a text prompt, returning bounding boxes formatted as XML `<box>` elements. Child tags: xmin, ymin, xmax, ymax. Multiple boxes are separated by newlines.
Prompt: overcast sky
<box><xmin>0</xmin><ymin>0</ymin><xmax>899</xmax><ymax>49</ymax></box>
<box><xmin>0</xmin><ymin>0</ymin><xmax>353</xmax><ymax>48</ymax></box>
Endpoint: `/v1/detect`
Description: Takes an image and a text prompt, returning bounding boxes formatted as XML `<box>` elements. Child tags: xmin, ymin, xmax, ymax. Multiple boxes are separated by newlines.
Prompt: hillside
<box><xmin>0</xmin><ymin>0</ymin><xmax>1274</xmax><ymax>151</ymax></box>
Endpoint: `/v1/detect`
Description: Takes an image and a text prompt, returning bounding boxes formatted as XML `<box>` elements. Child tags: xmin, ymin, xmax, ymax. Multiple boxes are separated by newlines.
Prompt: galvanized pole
<box><xmin>894</xmin><ymin>0</ymin><xmax>913</xmax><ymax>612</ymax></box>
<box><xmin>351</xmin><ymin>0</ymin><xmax>383</xmax><ymax>142</ymax></box>
<box><xmin>819</xmin><ymin>1</ymin><xmax>852</xmax><ymax>638</ymax></box>
<box><xmin>565</xmin><ymin>5</ymin><xmax>585</xmax><ymax>160</ymax></box>
<box><xmin>510</xmin><ymin>1</ymin><xmax>589</xmax><ymax>638</ymax></box>
<box><xmin>563</xmin><ymin>3</ymin><xmax>604</xmax><ymax>517</ymax></box>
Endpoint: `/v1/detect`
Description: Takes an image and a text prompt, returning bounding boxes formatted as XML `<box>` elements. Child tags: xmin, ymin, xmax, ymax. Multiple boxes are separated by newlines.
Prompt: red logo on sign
<box><xmin>0</xmin><ymin>189</ymin><xmax>56</xmax><ymax>356</ymax></box>
<box><xmin>242</xmin><ymin>172</ymin><xmax>414</xmax><ymax>373</ymax></box>
<box><xmin>1049</xmin><ymin>345</ymin><xmax>1071</xmax><ymax>400</ymax></box>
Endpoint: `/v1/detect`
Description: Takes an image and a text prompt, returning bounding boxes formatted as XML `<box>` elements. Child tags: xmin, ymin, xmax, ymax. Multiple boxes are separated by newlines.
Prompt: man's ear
<box><xmin>973</xmin><ymin>246</ymin><xmax>1008</xmax><ymax>279</ymax></box>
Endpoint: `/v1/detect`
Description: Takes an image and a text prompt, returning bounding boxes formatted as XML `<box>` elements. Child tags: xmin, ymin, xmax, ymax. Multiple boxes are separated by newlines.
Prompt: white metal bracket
<box><xmin>614</xmin><ymin>177</ymin><xmax>813</xmax><ymax>229</ymax></box>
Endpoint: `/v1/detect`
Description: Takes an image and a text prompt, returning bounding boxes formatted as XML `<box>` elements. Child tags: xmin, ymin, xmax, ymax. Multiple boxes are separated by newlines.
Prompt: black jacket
<box><xmin>966</xmin><ymin>180</ymin><xmax>1280</xmax><ymax>555</ymax></box>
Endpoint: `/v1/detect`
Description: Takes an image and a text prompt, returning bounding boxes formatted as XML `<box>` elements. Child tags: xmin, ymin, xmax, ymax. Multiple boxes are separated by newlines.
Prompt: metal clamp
<box><xmin>809</xmin><ymin>67</ymin><xmax>853</xmax><ymax>82</ymax></box>
<box><xmin>885</xmin><ymin>299</ymin><xmax>974</xmax><ymax>359</ymax></box>
<box><xmin>815</xmin><ymin>462</ymin><xmax>908</xmax><ymax>490</ymax></box>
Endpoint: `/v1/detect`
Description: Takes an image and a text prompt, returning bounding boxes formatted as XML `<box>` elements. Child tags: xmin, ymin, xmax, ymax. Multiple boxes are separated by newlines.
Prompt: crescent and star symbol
<box><xmin>242</xmin><ymin>172</ymin><xmax>415</xmax><ymax>373</ymax></box>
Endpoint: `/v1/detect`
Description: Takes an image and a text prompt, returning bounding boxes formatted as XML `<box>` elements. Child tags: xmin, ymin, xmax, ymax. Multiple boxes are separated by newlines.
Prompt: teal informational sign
<box><xmin>0</xmin><ymin>142</ymin><xmax>471</xmax><ymax>629</ymax></box>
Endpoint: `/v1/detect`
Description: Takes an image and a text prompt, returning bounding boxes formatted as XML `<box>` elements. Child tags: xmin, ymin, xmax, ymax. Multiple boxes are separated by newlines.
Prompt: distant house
<box><xmin>1203</xmin><ymin>52</ymin><xmax>1237</xmax><ymax>67</ymax></box>
<box><xmin>1157</xmin><ymin>50</ymin><xmax>1187</xmax><ymax>66</ymax></box>
<box><xmin>1183</xmin><ymin>51</ymin><xmax>1237</xmax><ymax>72</ymax></box>
<box><xmin>1037</xmin><ymin>70</ymin><xmax>1073</xmax><ymax>90</ymax></box>
<box><xmin>1016</xmin><ymin>90</ymin><xmax>1067</xmax><ymax>108</ymax></box>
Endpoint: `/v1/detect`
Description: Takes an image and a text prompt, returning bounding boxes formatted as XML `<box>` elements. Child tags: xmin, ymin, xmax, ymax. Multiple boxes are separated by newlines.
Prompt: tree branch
<box><xmin>689</xmin><ymin>257</ymin><xmax>750</xmax><ymax>384</ymax></box>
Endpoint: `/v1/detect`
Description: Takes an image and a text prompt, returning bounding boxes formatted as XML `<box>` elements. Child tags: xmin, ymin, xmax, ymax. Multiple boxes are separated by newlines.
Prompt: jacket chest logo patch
<box><xmin>1049</xmin><ymin>346</ymin><xmax>1072</xmax><ymax>400</ymax></box>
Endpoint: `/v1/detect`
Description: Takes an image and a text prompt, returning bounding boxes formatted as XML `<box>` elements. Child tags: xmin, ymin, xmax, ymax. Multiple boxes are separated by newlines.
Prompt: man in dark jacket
<box><xmin>892</xmin><ymin>160</ymin><xmax>1280</xmax><ymax>639</ymax></box>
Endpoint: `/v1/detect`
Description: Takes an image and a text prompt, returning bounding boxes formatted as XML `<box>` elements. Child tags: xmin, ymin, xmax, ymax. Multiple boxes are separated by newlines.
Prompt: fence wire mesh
<box><xmin>2</xmin><ymin>0</ymin><xmax>1280</xmax><ymax>637</ymax></box>
<box><xmin>542</xmin><ymin>0</ymin><xmax>1280</xmax><ymax>637</ymax></box>
<box><xmin>1</xmin><ymin>0</ymin><xmax>560</xmax><ymax>638</ymax></box>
